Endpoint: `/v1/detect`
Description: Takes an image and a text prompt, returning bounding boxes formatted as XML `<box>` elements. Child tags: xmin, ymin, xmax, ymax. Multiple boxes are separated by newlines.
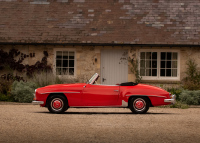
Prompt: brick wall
<box><xmin>0</xmin><ymin>0</ymin><xmax>200</xmax><ymax>44</ymax></box>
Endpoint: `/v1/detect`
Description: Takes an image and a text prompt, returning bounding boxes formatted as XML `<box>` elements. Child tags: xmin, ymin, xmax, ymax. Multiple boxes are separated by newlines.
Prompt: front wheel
<box><xmin>47</xmin><ymin>95</ymin><xmax>68</xmax><ymax>114</ymax></box>
<box><xmin>129</xmin><ymin>97</ymin><xmax>150</xmax><ymax>114</ymax></box>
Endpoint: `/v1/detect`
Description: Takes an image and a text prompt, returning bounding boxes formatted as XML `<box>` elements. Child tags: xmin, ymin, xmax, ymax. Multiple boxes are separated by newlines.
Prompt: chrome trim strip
<box><xmin>164</xmin><ymin>99</ymin><xmax>175</xmax><ymax>103</ymax></box>
<box><xmin>40</xmin><ymin>92</ymin><xmax>81</xmax><ymax>94</ymax></box>
<box><xmin>126</xmin><ymin>94</ymin><xmax>166</xmax><ymax>98</ymax></box>
<box><xmin>164</xmin><ymin>94</ymin><xmax>176</xmax><ymax>104</ymax></box>
<box><xmin>32</xmin><ymin>101</ymin><xmax>44</xmax><ymax>105</ymax></box>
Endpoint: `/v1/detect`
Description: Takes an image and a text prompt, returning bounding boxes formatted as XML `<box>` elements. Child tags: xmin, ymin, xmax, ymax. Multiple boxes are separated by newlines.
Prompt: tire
<box><xmin>47</xmin><ymin>94</ymin><xmax>68</xmax><ymax>114</ymax></box>
<box><xmin>129</xmin><ymin>97</ymin><xmax>150</xmax><ymax>114</ymax></box>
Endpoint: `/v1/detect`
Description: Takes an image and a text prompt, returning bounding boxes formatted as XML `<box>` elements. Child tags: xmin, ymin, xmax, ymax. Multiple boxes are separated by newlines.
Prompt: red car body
<box><xmin>32</xmin><ymin>73</ymin><xmax>175</xmax><ymax>114</ymax></box>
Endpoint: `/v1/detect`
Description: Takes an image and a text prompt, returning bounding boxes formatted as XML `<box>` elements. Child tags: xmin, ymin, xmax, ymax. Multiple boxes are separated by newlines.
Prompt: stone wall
<box><xmin>1</xmin><ymin>45</ymin><xmax>200</xmax><ymax>88</ymax></box>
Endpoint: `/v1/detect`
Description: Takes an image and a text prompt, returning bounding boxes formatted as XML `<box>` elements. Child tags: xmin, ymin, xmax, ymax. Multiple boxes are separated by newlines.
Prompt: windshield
<box><xmin>87</xmin><ymin>73</ymin><xmax>99</xmax><ymax>84</ymax></box>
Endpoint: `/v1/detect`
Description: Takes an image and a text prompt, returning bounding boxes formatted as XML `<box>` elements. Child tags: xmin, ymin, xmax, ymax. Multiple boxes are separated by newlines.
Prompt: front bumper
<box><xmin>32</xmin><ymin>101</ymin><xmax>44</xmax><ymax>105</ymax></box>
<box><xmin>164</xmin><ymin>94</ymin><xmax>176</xmax><ymax>104</ymax></box>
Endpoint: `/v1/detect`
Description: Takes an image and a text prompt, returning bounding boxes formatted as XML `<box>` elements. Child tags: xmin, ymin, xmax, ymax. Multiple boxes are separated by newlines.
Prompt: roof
<box><xmin>0</xmin><ymin>0</ymin><xmax>200</xmax><ymax>45</ymax></box>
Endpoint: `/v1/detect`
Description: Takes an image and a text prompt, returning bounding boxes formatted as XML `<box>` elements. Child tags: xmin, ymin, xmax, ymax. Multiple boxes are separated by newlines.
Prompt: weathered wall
<box><xmin>180</xmin><ymin>47</ymin><xmax>200</xmax><ymax>79</ymax></box>
<box><xmin>76</xmin><ymin>46</ymin><xmax>101</xmax><ymax>82</ymax></box>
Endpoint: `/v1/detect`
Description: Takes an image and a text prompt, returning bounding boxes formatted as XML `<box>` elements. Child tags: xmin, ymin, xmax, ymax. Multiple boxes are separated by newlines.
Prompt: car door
<box><xmin>82</xmin><ymin>84</ymin><xmax>120</xmax><ymax>106</ymax></box>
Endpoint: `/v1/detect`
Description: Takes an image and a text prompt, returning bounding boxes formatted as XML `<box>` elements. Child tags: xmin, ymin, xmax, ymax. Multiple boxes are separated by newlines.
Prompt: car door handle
<box><xmin>114</xmin><ymin>90</ymin><xmax>119</xmax><ymax>92</ymax></box>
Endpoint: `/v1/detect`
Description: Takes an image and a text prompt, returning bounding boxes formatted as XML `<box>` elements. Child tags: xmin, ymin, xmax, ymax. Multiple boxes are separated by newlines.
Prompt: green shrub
<box><xmin>159</xmin><ymin>101</ymin><xmax>189</xmax><ymax>109</ymax></box>
<box><xmin>11</xmin><ymin>81</ymin><xmax>37</xmax><ymax>103</ymax></box>
<box><xmin>0</xmin><ymin>93</ymin><xmax>15</xmax><ymax>102</ymax></box>
<box><xmin>169</xmin><ymin>101</ymin><xmax>189</xmax><ymax>109</ymax></box>
<box><xmin>0</xmin><ymin>93</ymin><xmax>9</xmax><ymax>101</ymax></box>
<box><xmin>167</xmin><ymin>88</ymin><xmax>182</xmax><ymax>101</ymax></box>
<box><xmin>179</xmin><ymin>90</ymin><xmax>200</xmax><ymax>105</ymax></box>
<box><xmin>0</xmin><ymin>79</ymin><xmax>13</xmax><ymax>95</ymax></box>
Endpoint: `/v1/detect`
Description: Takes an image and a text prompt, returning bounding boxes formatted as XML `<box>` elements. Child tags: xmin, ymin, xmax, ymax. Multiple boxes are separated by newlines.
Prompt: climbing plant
<box><xmin>182</xmin><ymin>58</ymin><xmax>200</xmax><ymax>90</ymax></box>
<box><xmin>120</xmin><ymin>50</ymin><xmax>142</xmax><ymax>83</ymax></box>
<box><xmin>128</xmin><ymin>57</ymin><xmax>142</xmax><ymax>83</ymax></box>
<box><xmin>0</xmin><ymin>48</ymin><xmax>52</xmax><ymax>78</ymax></box>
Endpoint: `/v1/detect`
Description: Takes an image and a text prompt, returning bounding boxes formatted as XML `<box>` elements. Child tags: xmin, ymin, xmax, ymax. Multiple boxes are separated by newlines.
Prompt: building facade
<box><xmin>1</xmin><ymin>0</ymin><xmax>200</xmax><ymax>87</ymax></box>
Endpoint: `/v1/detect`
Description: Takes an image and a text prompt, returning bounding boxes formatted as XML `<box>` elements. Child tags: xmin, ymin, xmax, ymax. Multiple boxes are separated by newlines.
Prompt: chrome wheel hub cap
<box><xmin>133</xmin><ymin>98</ymin><xmax>146</xmax><ymax>111</ymax></box>
<box><xmin>51</xmin><ymin>98</ymin><xmax>63</xmax><ymax>111</ymax></box>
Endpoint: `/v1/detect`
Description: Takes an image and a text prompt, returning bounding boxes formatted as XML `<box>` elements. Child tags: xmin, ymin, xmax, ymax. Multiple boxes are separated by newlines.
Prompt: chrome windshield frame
<box><xmin>87</xmin><ymin>73</ymin><xmax>99</xmax><ymax>84</ymax></box>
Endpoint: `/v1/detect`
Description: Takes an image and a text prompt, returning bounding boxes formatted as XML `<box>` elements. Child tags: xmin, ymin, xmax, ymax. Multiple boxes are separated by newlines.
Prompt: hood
<box><xmin>36</xmin><ymin>83</ymin><xmax>86</xmax><ymax>94</ymax></box>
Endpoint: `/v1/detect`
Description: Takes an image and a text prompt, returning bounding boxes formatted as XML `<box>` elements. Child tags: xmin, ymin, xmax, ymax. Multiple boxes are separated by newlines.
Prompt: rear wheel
<box><xmin>47</xmin><ymin>95</ymin><xmax>68</xmax><ymax>114</ymax></box>
<box><xmin>129</xmin><ymin>97</ymin><xmax>150</xmax><ymax>114</ymax></box>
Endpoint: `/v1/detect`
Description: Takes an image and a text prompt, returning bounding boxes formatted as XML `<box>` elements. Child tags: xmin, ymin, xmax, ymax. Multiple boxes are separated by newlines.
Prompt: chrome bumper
<box><xmin>164</xmin><ymin>94</ymin><xmax>176</xmax><ymax>104</ymax></box>
<box><xmin>32</xmin><ymin>101</ymin><xmax>44</xmax><ymax>105</ymax></box>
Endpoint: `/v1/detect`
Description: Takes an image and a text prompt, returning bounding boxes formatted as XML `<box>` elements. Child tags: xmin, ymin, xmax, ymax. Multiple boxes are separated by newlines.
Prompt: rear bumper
<box><xmin>164</xmin><ymin>94</ymin><xmax>176</xmax><ymax>104</ymax></box>
<box><xmin>32</xmin><ymin>101</ymin><xmax>44</xmax><ymax>105</ymax></box>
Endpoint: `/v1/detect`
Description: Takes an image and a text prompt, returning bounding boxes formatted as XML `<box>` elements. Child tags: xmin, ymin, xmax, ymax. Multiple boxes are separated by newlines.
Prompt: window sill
<box><xmin>140</xmin><ymin>80</ymin><xmax>181</xmax><ymax>84</ymax></box>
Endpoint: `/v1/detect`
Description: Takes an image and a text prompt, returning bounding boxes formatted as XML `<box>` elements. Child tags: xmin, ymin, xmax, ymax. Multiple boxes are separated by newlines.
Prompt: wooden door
<box><xmin>101</xmin><ymin>49</ymin><xmax>128</xmax><ymax>85</ymax></box>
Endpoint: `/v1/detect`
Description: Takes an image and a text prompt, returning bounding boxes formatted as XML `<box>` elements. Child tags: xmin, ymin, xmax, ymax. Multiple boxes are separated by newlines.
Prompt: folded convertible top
<box><xmin>120</xmin><ymin>82</ymin><xmax>138</xmax><ymax>86</ymax></box>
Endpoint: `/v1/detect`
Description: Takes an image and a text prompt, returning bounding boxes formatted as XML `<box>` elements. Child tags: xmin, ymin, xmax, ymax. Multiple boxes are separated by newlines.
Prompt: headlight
<box><xmin>33</xmin><ymin>89</ymin><xmax>37</xmax><ymax>100</ymax></box>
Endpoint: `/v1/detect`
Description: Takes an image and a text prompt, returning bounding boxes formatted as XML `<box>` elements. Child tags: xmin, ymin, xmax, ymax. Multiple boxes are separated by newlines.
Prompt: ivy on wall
<box><xmin>0</xmin><ymin>48</ymin><xmax>52</xmax><ymax>80</ymax></box>
<box><xmin>120</xmin><ymin>51</ymin><xmax>142</xmax><ymax>83</ymax></box>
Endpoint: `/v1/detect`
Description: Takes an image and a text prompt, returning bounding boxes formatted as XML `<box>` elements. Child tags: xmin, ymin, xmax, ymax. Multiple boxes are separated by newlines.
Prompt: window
<box><xmin>139</xmin><ymin>50</ymin><xmax>179</xmax><ymax>80</ymax></box>
<box><xmin>55</xmin><ymin>51</ymin><xmax>75</xmax><ymax>75</ymax></box>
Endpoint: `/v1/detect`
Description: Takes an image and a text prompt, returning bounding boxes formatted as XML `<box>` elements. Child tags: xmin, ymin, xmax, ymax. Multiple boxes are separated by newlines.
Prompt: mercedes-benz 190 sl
<box><xmin>32</xmin><ymin>73</ymin><xmax>175</xmax><ymax>114</ymax></box>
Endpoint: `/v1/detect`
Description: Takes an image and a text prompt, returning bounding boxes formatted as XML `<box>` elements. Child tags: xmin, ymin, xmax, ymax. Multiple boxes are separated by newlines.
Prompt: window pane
<box><xmin>146</xmin><ymin>60</ymin><xmax>151</xmax><ymax>68</ymax></box>
<box><xmin>167</xmin><ymin>52</ymin><xmax>172</xmax><ymax>60</ymax></box>
<box><xmin>140</xmin><ymin>69</ymin><xmax>145</xmax><ymax>76</ymax></box>
<box><xmin>167</xmin><ymin>61</ymin><xmax>171</xmax><ymax>68</ymax></box>
<box><xmin>160</xmin><ymin>69</ymin><xmax>165</xmax><ymax>76</ymax></box>
<box><xmin>172</xmin><ymin>69</ymin><xmax>177</xmax><ymax>77</ymax></box>
<box><xmin>152</xmin><ymin>61</ymin><xmax>157</xmax><ymax>68</ymax></box>
<box><xmin>69</xmin><ymin>52</ymin><xmax>74</xmax><ymax>59</ymax></box>
<box><xmin>166</xmin><ymin>69</ymin><xmax>171</xmax><ymax>77</ymax></box>
<box><xmin>63</xmin><ymin>68</ymin><xmax>69</xmax><ymax>75</ymax></box>
<box><xmin>161</xmin><ymin>52</ymin><xmax>166</xmax><ymax>60</ymax></box>
<box><xmin>146</xmin><ymin>52</ymin><xmax>151</xmax><ymax>59</ymax></box>
<box><xmin>140</xmin><ymin>52</ymin><xmax>145</xmax><ymax>59</ymax></box>
<box><xmin>172</xmin><ymin>61</ymin><xmax>177</xmax><ymax>68</ymax></box>
<box><xmin>56</xmin><ymin>68</ymin><xmax>61</xmax><ymax>75</ymax></box>
<box><xmin>146</xmin><ymin>69</ymin><xmax>151</xmax><ymax>76</ymax></box>
<box><xmin>56</xmin><ymin>50</ymin><xmax>75</xmax><ymax>76</ymax></box>
<box><xmin>161</xmin><ymin>61</ymin><xmax>166</xmax><ymax>68</ymax></box>
<box><xmin>69</xmin><ymin>68</ymin><xmax>74</xmax><ymax>75</ymax></box>
<box><xmin>152</xmin><ymin>69</ymin><xmax>157</xmax><ymax>76</ymax></box>
<box><xmin>63</xmin><ymin>51</ymin><xmax>68</xmax><ymax>59</ymax></box>
<box><xmin>140</xmin><ymin>51</ymin><xmax>178</xmax><ymax>79</ymax></box>
<box><xmin>69</xmin><ymin>60</ymin><xmax>74</xmax><ymax>67</ymax></box>
<box><xmin>63</xmin><ymin>60</ymin><xmax>68</xmax><ymax>67</ymax></box>
<box><xmin>140</xmin><ymin>60</ymin><xmax>145</xmax><ymax>68</ymax></box>
<box><xmin>152</xmin><ymin>52</ymin><xmax>157</xmax><ymax>59</ymax></box>
<box><xmin>56</xmin><ymin>51</ymin><xmax>62</xmax><ymax>59</ymax></box>
<box><xmin>172</xmin><ymin>53</ymin><xmax>177</xmax><ymax>60</ymax></box>
<box><xmin>56</xmin><ymin>60</ymin><xmax>62</xmax><ymax>67</ymax></box>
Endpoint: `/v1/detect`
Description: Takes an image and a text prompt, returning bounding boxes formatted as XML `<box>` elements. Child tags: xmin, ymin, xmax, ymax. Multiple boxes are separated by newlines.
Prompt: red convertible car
<box><xmin>32</xmin><ymin>73</ymin><xmax>175</xmax><ymax>114</ymax></box>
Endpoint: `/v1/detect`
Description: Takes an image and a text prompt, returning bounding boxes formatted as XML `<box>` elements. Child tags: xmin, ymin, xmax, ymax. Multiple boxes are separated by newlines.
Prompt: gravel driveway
<box><xmin>0</xmin><ymin>103</ymin><xmax>200</xmax><ymax>143</ymax></box>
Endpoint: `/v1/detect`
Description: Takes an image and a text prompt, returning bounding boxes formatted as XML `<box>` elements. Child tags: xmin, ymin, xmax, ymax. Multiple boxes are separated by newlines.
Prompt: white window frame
<box><xmin>53</xmin><ymin>48</ymin><xmax>76</xmax><ymax>77</ymax></box>
<box><xmin>138</xmin><ymin>49</ymin><xmax>180</xmax><ymax>81</ymax></box>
